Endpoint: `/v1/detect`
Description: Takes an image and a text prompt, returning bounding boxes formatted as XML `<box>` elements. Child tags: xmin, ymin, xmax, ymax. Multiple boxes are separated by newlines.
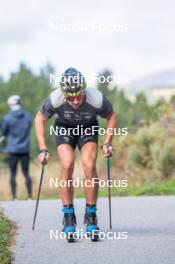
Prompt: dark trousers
<box><xmin>8</xmin><ymin>153</ymin><xmax>32</xmax><ymax>199</ymax></box>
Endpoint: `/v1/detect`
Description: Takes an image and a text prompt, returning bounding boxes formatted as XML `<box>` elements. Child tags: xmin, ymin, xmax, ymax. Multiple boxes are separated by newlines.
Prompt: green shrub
<box><xmin>156</xmin><ymin>141</ymin><xmax>175</xmax><ymax>177</ymax></box>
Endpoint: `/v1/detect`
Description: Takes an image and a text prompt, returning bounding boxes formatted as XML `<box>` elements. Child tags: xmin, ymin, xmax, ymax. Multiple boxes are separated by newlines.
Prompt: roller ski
<box><xmin>62</xmin><ymin>206</ymin><xmax>77</xmax><ymax>242</ymax></box>
<box><xmin>84</xmin><ymin>205</ymin><xmax>99</xmax><ymax>242</ymax></box>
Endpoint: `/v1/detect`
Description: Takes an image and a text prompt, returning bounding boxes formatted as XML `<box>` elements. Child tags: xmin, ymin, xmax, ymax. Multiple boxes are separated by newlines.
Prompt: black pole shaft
<box><xmin>32</xmin><ymin>164</ymin><xmax>45</xmax><ymax>230</ymax></box>
<box><xmin>107</xmin><ymin>157</ymin><xmax>112</xmax><ymax>229</ymax></box>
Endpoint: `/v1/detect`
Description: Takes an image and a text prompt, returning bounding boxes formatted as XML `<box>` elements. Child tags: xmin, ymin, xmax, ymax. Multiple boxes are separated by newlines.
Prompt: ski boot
<box><xmin>84</xmin><ymin>205</ymin><xmax>99</xmax><ymax>242</ymax></box>
<box><xmin>62</xmin><ymin>206</ymin><xmax>77</xmax><ymax>242</ymax></box>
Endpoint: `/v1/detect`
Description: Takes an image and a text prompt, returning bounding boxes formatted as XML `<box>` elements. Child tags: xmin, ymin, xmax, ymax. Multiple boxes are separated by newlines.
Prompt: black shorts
<box><xmin>54</xmin><ymin>119</ymin><xmax>99</xmax><ymax>150</ymax></box>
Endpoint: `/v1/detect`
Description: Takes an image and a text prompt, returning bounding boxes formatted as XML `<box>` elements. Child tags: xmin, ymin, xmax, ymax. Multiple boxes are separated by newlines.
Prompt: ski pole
<box><xmin>32</xmin><ymin>163</ymin><xmax>45</xmax><ymax>230</ymax></box>
<box><xmin>107</xmin><ymin>157</ymin><xmax>112</xmax><ymax>229</ymax></box>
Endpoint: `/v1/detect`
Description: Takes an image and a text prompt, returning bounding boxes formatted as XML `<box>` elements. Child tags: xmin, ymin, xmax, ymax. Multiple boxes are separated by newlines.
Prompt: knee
<box><xmin>82</xmin><ymin>160</ymin><xmax>96</xmax><ymax>176</ymax></box>
<box><xmin>61</xmin><ymin>159</ymin><xmax>74</xmax><ymax>173</ymax></box>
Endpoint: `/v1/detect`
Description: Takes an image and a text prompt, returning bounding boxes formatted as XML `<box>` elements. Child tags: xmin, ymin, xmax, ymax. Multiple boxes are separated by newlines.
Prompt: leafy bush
<box><xmin>156</xmin><ymin>141</ymin><xmax>175</xmax><ymax>177</ymax></box>
<box><xmin>127</xmin><ymin>123</ymin><xmax>175</xmax><ymax>178</ymax></box>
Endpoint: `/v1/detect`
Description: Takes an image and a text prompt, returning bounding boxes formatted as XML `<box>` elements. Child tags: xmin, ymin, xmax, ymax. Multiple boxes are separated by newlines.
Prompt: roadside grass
<box><xmin>1</xmin><ymin>161</ymin><xmax>175</xmax><ymax>200</ymax></box>
<box><xmin>30</xmin><ymin>179</ymin><xmax>175</xmax><ymax>199</ymax></box>
<box><xmin>0</xmin><ymin>210</ymin><xmax>16</xmax><ymax>264</ymax></box>
<box><xmin>98</xmin><ymin>179</ymin><xmax>175</xmax><ymax>197</ymax></box>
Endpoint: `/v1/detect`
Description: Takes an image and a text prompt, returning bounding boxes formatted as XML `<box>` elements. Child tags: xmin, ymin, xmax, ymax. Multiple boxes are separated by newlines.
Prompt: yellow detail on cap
<box><xmin>65</xmin><ymin>91</ymin><xmax>81</xmax><ymax>97</ymax></box>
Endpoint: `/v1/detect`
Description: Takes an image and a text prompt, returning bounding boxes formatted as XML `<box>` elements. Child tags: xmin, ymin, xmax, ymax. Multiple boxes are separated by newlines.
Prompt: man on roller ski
<box><xmin>35</xmin><ymin>68</ymin><xmax>116</xmax><ymax>242</ymax></box>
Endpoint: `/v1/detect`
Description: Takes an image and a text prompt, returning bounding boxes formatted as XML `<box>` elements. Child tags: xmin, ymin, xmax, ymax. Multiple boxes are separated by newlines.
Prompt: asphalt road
<box><xmin>1</xmin><ymin>197</ymin><xmax>175</xmax><ymax>264</ymax></box>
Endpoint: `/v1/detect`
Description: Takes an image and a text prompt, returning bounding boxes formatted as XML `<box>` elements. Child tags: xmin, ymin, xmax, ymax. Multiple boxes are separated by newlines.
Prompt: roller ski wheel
<box><xmin>66</xmin><ymin>231</ymin><xmax>76</xmax><ymax>243</ymax></box>
<box><xmin>90</xmin><ymin>229</ymin><xmax>99</xmax><ymax>242</ymax></box>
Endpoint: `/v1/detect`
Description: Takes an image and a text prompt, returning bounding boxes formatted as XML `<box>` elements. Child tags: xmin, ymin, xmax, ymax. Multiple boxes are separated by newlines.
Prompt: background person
<box><xmin>1</xmin><ymin>95</ymin><xmax>33</xmax><ymax>200</ymax></box>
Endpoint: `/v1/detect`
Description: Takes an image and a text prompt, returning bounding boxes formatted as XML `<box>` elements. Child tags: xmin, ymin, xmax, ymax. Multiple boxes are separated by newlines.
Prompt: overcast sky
<box><xmin>0</xmin><ymin>0</ymin><xmax>175</xmax><ymax>85</ymax></box>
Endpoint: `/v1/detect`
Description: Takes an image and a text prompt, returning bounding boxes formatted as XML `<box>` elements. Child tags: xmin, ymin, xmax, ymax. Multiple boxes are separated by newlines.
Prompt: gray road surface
<box><xmin>1</xmin><ymin>197</ymin><xmax>175</xmax><ymax>264</ymax></box>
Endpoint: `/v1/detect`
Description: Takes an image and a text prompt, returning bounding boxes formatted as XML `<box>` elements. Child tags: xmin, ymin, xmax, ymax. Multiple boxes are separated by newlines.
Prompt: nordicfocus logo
<box><xmin>49</xmin><ymin>21</ymin><xmax>128</xmax><ymax>33</ymax></box>
<box><xmin>50</xmin><ymin>73</ymin><xmax>128</xmax><ymax>85</ymax></box>
<box><xmin>50</xmin><ymin>125</ymin><xmax>128</xmax><ymax>137</ymax></box>
<box><xmin>49</xmin><ymin>229</ymin><xmax>128</xmax><ymax>240</ymax></box>
<box><xmin>49</xmin><ymin>177</ymin><xmax>127</xmax><ymax>189</ymax></box>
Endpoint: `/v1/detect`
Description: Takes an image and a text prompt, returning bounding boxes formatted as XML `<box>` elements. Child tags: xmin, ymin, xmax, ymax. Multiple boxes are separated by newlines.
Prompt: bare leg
<box><xmin>81</xmin><ymin>142</ymin><xmax>98</xmax><ymax>205</ymax></box>
<box><xmin>57</xmin><ymin>144</ymin><xmax>75</xmax><ymax>205</ymax></box>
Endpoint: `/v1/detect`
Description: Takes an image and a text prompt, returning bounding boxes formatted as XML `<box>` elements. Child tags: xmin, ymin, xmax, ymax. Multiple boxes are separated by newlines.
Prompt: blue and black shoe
<box><xmin>84</xmin><ymin>205</ymin><xmax>99</xmax><ymax>241</ymax></box>
<box><xmin>62</xmin><ymin>205</ymin><xmax>76</xmax><ymax>242</ymax></box>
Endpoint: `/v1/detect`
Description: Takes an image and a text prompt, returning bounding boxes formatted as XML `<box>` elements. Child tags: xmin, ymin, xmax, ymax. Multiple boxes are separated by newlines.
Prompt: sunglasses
<box><xmin>66</xmin><ymin>94</ymin><xmax>85</xmax><ymax>102</ymax></box>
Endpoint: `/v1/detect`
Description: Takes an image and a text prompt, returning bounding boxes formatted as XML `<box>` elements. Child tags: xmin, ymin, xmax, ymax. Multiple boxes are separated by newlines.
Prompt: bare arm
<box><xmin>104</xmin><ymin>112</ymin><xmax>117</xmax><ymax>144</ymax></box>
<box><xmin>103</xmin><ymin>112</ymin><xmax>117</xmax><ymax>157</ymax></box>
<box><xmin>35</xmin><ymin>111</ymin><xmax>50</xmax><ymax>164</ymax></box>
<box><xmin>35</xmin><ymin>111</ymin><xmax>48</xmax><ymax>150</ymax></box>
